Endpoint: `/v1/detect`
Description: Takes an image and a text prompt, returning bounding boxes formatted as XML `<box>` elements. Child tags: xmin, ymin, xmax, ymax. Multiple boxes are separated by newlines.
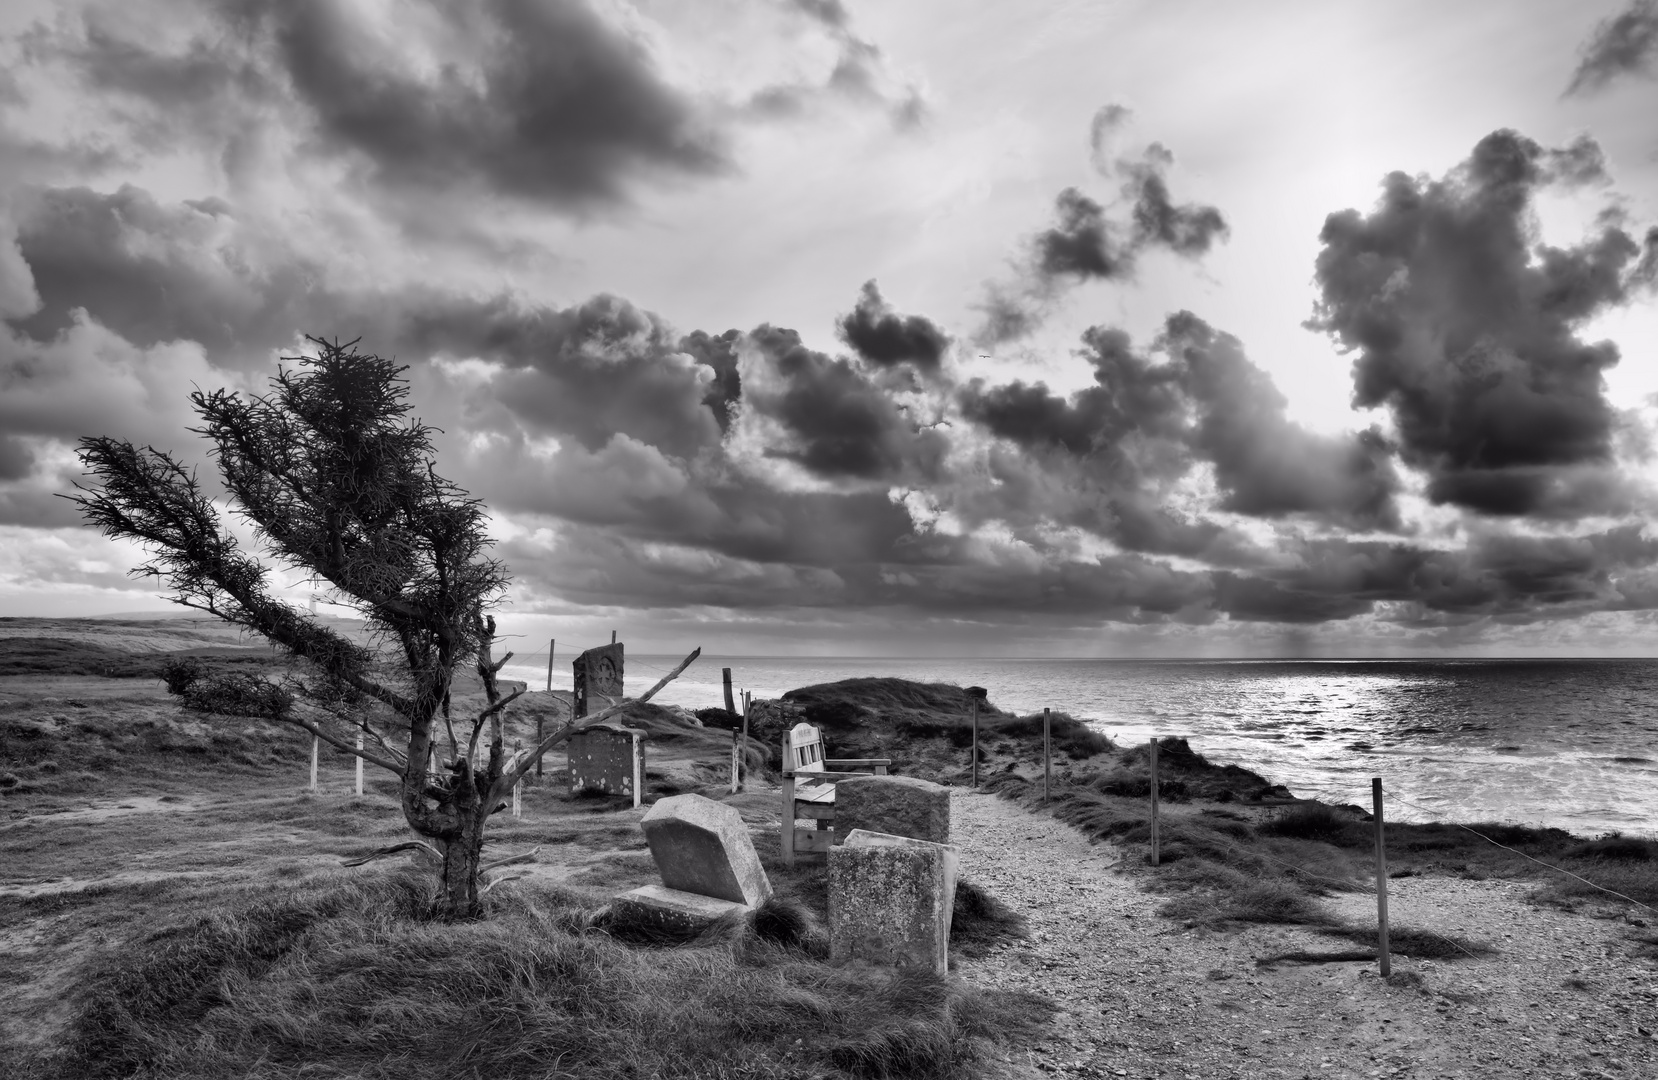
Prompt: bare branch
<box><xmin>342</xmin><ymin>840</ymin><xmax>442</xmax><ymax>867</ymax></box>
<box><xmin>479</xmin><ymin>846</ymin><xmax>540</xmax><ymax>874</ymax></box>
<box><xmin>280</xmin><ymin>710</ymin><xmax>403</xmax><ymax>774</ymax></box>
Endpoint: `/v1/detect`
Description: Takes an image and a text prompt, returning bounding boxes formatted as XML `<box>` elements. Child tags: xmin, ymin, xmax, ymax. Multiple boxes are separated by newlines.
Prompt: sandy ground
<box><xmin>949</xmin><ymin>788</ymin><xmax>1658</xmax><ymax>1080</ymax></box>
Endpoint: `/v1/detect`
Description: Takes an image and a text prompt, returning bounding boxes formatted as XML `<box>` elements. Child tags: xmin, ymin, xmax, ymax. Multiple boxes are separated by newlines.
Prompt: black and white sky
<box><xmin>1</xmin><ymin>0</ymin><xmax>1656</xmax><ymax>656</ymax></box>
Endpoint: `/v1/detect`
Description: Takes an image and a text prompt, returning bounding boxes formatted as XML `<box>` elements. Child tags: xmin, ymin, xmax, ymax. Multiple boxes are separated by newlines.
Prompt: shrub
<box><xmin>1262</xmin><ymin>802</ymin><xmax>1351</xmax><ymax>843</ymax></box>
<box><xmin>1566</xmin><ymin>833</ymin><xmax>1656</xmax><ymax>862</ymax></box>
<box><xmin>160</xmin><ymin>656</ymin><xmax>207</xmax><ymax>696</ymax></box>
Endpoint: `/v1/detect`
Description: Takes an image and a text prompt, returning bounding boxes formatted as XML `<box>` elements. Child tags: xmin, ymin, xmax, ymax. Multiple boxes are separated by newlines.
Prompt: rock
<box><xmin>828</xmin><ymin>829</ymin><xmax>959</xmax><ymax>975</ymax></box>
<box><xmin>612</xmin><ymin>884</ymin><xmax>748</xmax><ymax>935</ymax></box>
<box><xmin>833</xmin><ymin>774</ymin><xmax>951</xmax><ymax>846</ymax></box>
<box><xmin>640</xmin><ymin>793</ymin><xmax>772</xmax><ymax>906</ymax></box>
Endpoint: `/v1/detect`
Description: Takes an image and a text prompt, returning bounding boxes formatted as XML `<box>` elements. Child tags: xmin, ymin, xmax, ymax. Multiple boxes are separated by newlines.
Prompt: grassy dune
<box><xmin>1</xmin><ymin>626</ymin><xmax>1045</xmax><ymax>1080</ymax></box>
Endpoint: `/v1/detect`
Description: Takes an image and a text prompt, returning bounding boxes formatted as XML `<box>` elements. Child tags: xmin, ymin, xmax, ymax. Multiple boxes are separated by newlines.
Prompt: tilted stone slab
<box><xmin>832</xmin><ymin>774</ymin><xmax>951</xmax><ymax>846</ymax></box>
<box><xmin>612</xmin><ymin>884</ymin><xmax>748</xmax><ymax>936</ymax></box>
<box><xmin>640</xmin><ymin>793</ymin><xmax>772</xmax><ymax>906</ymax></box>
<box><xmin>828</xmin><ymin>829</ymin><xmax>959</xmax><ymax>975</ymax></box>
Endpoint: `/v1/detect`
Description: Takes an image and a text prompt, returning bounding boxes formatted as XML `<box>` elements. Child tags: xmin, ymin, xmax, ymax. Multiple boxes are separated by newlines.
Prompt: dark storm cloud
<box><xmin>29</xmin><ymin>0</ymin><xmax>738</xmax><ymax>210</ymax></box>
<box><xmin>961</xmin><ymin>314</ymin><xmax>1400</xmax><ymax>532</ymax></box>
<box><xmin>977</xmin><ymin>119</ymin><xmax>1228</xmax><ymax>344</ymax></box>
<box><xmin>1565</xmin><ymin>0</ymin><xmax>1658</xmax><ymax>95</ymax></box>
<box><xmin>1309</xmin><ymin>129</ymin><xmax>1655</xmax><ymax>518</ymax></box>
<box><xmin>9</xmin><ymin>184</ymin><xmax>316</xmax><ymax>356</ymax></box>
<box><xmin>677</xmin><ymin>328</ymin><xmax>743</xmax><ymax>432</ymax></box>
<box><xmin>0</xmin><ymin>435</ymin><xmax>34</xmax><ymax>481</ymax></box>
<box><xmin>836</xmin><ymin>280</ymin><xmax>950</xmax><ymax>376</ymax></box>
<box><xmin>744</xmin><ymin>325</ymin><xmax>948</xmax><ymax>481</ymax></box>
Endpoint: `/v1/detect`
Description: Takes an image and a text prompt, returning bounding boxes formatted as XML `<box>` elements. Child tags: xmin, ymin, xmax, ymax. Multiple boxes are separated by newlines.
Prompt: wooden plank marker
<box><xmin>355</xmin><ymin>731</ymin><xmax>364</xmax><ymax>797</ymax></box>
<box><xmin>512</xmin><ymin>739</ymin><xmax>523</xmax><ymax>818</ymax></box>
<box><xmin>539</xmin><ymin>639</ymin><xmax>552</xmax><ymax>777</ymax></box>
<box><xmin>1373</xmin><ymin>777</ymin><xmax>1391</xmax><ymax>976</ymax></box>
<box><xmin>723</xmin><ymin>667</ymin><xmax>735</xmax><ymax>714</ymax></box>
<box><xmin>730</xmin><ymin>729</ymin><xmax>740</xmax><ymax>795</ymax></box>
<box><xmin>309</xmin><ymin>735</ymin><xmax>318</xmax><ymax>792</ymax></box>
<box><xmin>1149</xmin><ymin>738</ymin><xmax>1161</xmax><ymax>866</ymax></box>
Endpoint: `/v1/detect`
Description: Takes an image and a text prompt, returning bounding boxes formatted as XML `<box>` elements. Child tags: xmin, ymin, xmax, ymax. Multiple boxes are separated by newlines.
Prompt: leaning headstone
<box><xmin>612</xmin><ymin>794</ymin><xmax>773</xmax><ymax>934</ymax></box>
<box><xmin>828</xmin><ymin>829</ymin><xmax>959</xmax><ymax>975</ymax></box>
<box><xmin>567</xmin><ymin>723</ymin><xmax>645</xmax><ymax>801</ymax></box>
<box><xmin>832</xmin><ymin>774</ymin><xmax>951</xmax><ymax>846</ymax></box>
<box><xmin>573</xmin><ymin>642</ymin><xmax>624</xmax><ymax>719</ymax></box>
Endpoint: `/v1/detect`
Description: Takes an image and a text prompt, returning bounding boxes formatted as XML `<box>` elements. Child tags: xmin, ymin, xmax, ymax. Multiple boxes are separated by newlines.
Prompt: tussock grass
<box><xmin>21</xmin><ymin>869</ymin><xmax>1050</xmax><ymax>1080</ymax></box>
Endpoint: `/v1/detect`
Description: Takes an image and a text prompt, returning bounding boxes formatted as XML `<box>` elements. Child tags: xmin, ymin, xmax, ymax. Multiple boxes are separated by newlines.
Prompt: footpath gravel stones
<box><xmin>950</xmin><ymin>789</ymin><xmax>1658</xmax><ymax>1080</ymax></box>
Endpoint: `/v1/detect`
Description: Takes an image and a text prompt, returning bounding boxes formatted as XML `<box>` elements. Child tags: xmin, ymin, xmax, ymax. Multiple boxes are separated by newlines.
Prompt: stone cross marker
<box><xmin>613</xmin><ymin>793</ymin><xmax>773</xmax><ymax>934</ymax></box>
<box><xmin>573</xmin><ymin>642</ymin><xmax>624</xmax><ymax>719</ymax></box>
<box><xmin>828</xmin><ymin>829</ymin><xmax>959</xmax><ymax>975</ymax></box>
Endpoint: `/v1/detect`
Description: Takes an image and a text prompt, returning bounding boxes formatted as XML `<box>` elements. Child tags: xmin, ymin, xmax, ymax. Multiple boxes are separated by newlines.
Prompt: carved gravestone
<box><xmin>612</xmin><ymin>794</ymin><xmax>773</xmax><ymax>934</ymax></box>
<box><xmin>573</xmin><ymin>643</ymin><xmax>624</xmax><ymax>719</ymax></box>
<box><xmin>567</xmin><ymin>723</ymin><xmax>645</xmax><ymax>804</ymax></box>
<box><xmin>828</xmin><ymin>829</ymin><xmax>959</xmax><ymax>975</ymax></box>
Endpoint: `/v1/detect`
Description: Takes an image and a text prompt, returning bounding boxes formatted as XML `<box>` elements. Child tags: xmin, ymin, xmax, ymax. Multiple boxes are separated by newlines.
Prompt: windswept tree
<box><xmin>68</xmin><ymin>337</ymin><xmax>697</xmax><ymax>918</ymax></box>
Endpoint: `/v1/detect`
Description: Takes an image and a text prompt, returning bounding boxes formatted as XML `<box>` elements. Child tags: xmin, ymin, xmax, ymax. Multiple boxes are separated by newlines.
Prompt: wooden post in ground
<box><xmin>730</xmin><ymin>729</ymin><xmax>740</xmax><ymax>795</ymax></box>
<box><xmin>310</xmin><ymin>736</ymin><xmax>318</xmax><ymax>792</ymax></box>
<box><xmin>611</xmin><ymin>630</ymin><xmax>617</xmax><ymax>645</ymax></box>
<box><xmin>1043</xmin><ymin>707</ymin><xmax>1052</xmax><ymax>804</ymax></box>
<box><xmin>1149</xmin><ymin>738</ymin><xmax>1161</xmax><ymax>866</ymax></box>
<box><xmin>966</xmin><ymin>686</ymin><xmax>987</xmax><ymax>789</ymax></box>
<box><xmin>740</xmin><ymin>691</ymin><xmax>752</xmax><ymax>793</ymax></box>
<box><xmin>631</xmin><ymin>731</ymin><xmax>643</xmax><ymax>810</ymax></box>
<box><xmin>355</xmin><ymin>731</ymin><xmax>364</xmax><ymax>797</ymax></box>
<box><xmin>1373</xmin><ymin>777</ymin><xmax>1391</xmax><ymax>976</ymax></box>
<box><xmin>723</xmin><ymin>667</ymin><xmax>735</xmax><ymax>714</ymax></box>
<box><xmin>546</xmin><ymin>639</ymin><xmax>555</xmax><ymax>692</ymax></box>
<box><xmin>512</xmin><ymin>739</ymin><xmax>523</xmax><ymax>818</ymax></box>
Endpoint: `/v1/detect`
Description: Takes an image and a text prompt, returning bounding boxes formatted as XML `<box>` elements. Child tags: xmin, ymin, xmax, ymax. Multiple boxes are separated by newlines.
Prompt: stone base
<box><xmin>612</xmin><ymin>884</ymin><xmax>750</xmax><ymax>935</ymax></box>
<box><xmin>828</xmin><ymin>829</ymin><xmax>959</xmax><ymax>975</ymax></box>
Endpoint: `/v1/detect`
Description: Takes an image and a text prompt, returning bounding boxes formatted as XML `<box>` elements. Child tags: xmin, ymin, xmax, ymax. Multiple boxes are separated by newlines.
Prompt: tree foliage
<box><xmin>68</xmin><ymin>337</ymin><xmax>696</xmax><ymax>918</ymax></box>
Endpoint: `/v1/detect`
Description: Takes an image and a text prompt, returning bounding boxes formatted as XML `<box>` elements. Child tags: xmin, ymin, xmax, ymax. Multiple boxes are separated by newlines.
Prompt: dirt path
<box><xmin>949</xmin><ymin>789</ymin><xmax>1658</xmax><ymax>1080</ymax></box>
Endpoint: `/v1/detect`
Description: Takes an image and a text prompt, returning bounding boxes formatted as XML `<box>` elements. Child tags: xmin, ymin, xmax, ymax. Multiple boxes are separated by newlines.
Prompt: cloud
<box><xmin>836</xmin><ymin>279</ymin><xmax>949</xmax><ymax>377</ymax></box>
<box><xmin>1565</xmin><ymin>0</ymin><xmax>1658</xmax><ymax>95</ymax></box>
<box><xmin>740</xmin><ymin>324</ymin><xmax>948</xmax><ymax>481</ymax></box>
<box><xmin>959</xmin><ymin>313</ymin><xmax>1399</xmax><ymax>534</ymax></box>
<box><xmin>1309</xmin><ymin>129</ymin><xmax>1656</xmax><ymax>518</ymax></box>
<box><xmin>976</xmin><ymin>109</ymin><xmax>1229</xmax><ymax>344</ymax></box>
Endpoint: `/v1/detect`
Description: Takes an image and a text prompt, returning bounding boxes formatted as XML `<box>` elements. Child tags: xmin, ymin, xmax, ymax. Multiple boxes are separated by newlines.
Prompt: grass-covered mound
<box><xmin>12</xmin><ymin>869</ymin><xmax>1050</xmax><ymax>1080</ymax></box>
<box><xmin>774</xmin><ymin>678</ymin><xmax>1115</xmax><ymax>783</ymax></box>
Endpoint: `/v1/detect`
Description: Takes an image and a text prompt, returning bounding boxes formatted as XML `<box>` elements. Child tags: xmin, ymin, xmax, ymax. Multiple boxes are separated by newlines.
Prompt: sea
<box><xmin>499</xmin><ymin>654</ymin><xmax>1658</xmax><ymax>839</ymax></box>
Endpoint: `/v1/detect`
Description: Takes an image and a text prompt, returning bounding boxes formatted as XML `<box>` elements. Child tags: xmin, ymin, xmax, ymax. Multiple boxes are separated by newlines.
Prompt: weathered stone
<box><xmin>828</xmin><ymin>829</ymin><xmax>958</xmax><ymax>975</ymax></box>
<box><xmin>833</xmin><ymin>774</ymin><xmax>951</xmax><ymax>846</ymax></box>
<box><xmin>612</xmin><ymin>884</ymin><xmax>747</xmax><ymax>935</ymax></box>
<box><xmin>567</xmin><ymin>723</ymin><xmax>644</xmax><ymax>798</ymax></box>
<box><xmin>640</xmin><ymin>793</ymin><xmax>772</xmax><ymax>906</ymax></box>
<box><xmin>573</xmin><ymin>643</ymin><xmax>624</xmax><ymax>719</ymax></box>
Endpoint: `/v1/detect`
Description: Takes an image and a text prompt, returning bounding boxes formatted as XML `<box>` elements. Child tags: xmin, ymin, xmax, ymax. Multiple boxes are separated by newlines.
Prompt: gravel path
<box><xmin>950</xmin><ymin>789</ymin><xmax>1658</xmax><ymax>1080</ymax></box>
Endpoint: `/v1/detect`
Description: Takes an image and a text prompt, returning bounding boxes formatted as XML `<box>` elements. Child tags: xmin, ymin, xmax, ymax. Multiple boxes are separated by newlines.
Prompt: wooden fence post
<box><xmin>965</xmin><ymin>687</ymin><xmax>987</xmax><ymax>789</ymax></box>
<box><xmin>1149</xmin><ymin>738</ymin><xmax>1160</xmax><ymax>866</ymax></box>
<box><xmin>309</xmin><ymin>736</ymin><xmax>318</xmax><ymax>792</ymax></box>
<box><xmin>1373</xmin><ymin>777</ymin><xmax>1391</xmax><ymax>976</ymax></box>
<box><xmin>723</xmin><ymin>668</ymin><xmax>735</xmax><ymax>714</ymax></box>
<box><xmin>355</xmin><ymin>731</ymin><xmax>364</xmax><ymax>797</ymax></box>
<box><xmin>741</xmin><ymin>691</ymin><xmax>752</xmax><ymax>793</ymax></box>
<box><xmin>731</xmin><ymin>729</ymin><xmax>740</xmax><ymax>795</ymax></box>
<box><xmin>1043</xmin><ymin>707</ymin><xmax>1051</xmax><ymax>804</ymax></box>
<box><xmin>546</xmin><ymin>638</ymin><xmax>555</xmax><ymax>692</ymax></box>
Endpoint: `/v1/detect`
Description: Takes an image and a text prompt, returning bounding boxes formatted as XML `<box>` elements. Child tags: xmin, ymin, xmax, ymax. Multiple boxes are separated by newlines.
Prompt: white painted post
<box><xmin>309</xmin><ymin>735</ymin><xmax>318</xmax><ymax>792</ymax></box>
<box><xmin>740</xmin><ymin>691</ymin><xmax>751</xmax><ymax>793</ymax></box>
<box><xmin>631</xmin><ymin>732</ymin><xmax>643</xmax><ymax>810</ymax></box>
<box><xmin>1043</xmin><ymin>707</ymin><xmax>1051</xmax><ymax>804</ymax></box>
<box><xmin>730</xmin><ymin>729</ymin><xmax>740</xmax><ymax>795</ymax></box>
<box><xmin>355</xmin><ymin>731</ymin><xmax>364</xmax><ymax>797</ymax></box>
<box><xmin>1149</xmin><ymin>739</ymin><xmax>1161</xmax><ymax>866</ymax></box>
<box><xmin>513</xmin><ymin>739</ymin><xmax>523</xmax><ymax>819</ymax></box>
<box><xmin>1374</xmin><ymin>777</ymin><xmax>1391</xmax><ymax>976</ymax></box>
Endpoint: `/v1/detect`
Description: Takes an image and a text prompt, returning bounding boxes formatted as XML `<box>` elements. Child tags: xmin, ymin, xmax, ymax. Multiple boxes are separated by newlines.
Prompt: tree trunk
<box><xmin>440</xmin><ymin>805</ymin><xmax>488</xmax><ymax>919</ymax></box>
